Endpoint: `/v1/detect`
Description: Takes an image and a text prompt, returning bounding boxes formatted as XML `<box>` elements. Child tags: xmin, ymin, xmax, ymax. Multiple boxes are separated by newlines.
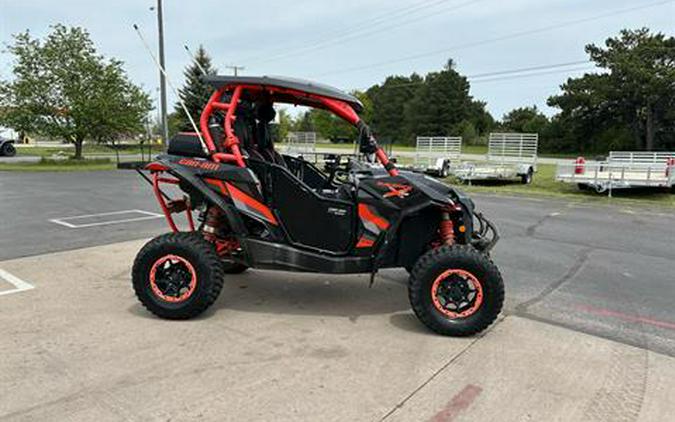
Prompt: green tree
<box><xmin>352</xmin><ymin>89</ymin><xmax>373</xmax><ymax>123</ymax></box>
<box><xmin>548</xmin><ymin>28</ymin><xmax>675</xmax><ymax>151</ymax></box>
<box><xmin>292</xmin><ymin>111</ymin><xmax>314</xmax><ymax>132</ymax></box>
<box><xmin>501</xmin><ymin>106</ymin><xmax>549</xmax><ymax>134</ymax></box>
<box><xmin>88</xmin><ymin>59</ymin><xmax>153</xmax><ymax>149</ymax></box>
<box><xmin>0</xmin><ymin>25</ymin><xmax>151</xmax><ymax>159</ymax></box>
<box><xmin>404</xmin><ymin>60</ymin><xmax>485</xmax><ymax>145</ymax></box>
<box><xmin>364</xmin><ymin>60</ymin><xmax>494</xmax><ymax>145</ymax></box>
<box><xmin>367</xmin><ymin>74</ymin><xmax>422</xmax><ymax>144</ymax></box>
<box><xmin>309</xmin><ymin>109</ymin><xmax>353</xmax><ymax>140</ymax></box>
<box><xmin>275</xmin><ymin>108</ymin><xmax>292</xmax><ymax>142</ymax></box>
<box><xmin>174</xmin><ymin>45</ymin><xmax>217</xmax><ymax>132</ymax></box>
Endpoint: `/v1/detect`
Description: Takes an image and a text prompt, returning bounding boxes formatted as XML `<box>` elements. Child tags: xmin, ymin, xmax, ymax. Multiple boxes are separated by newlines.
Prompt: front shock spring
<box><xmin>439</xmin><ymin>211</ymin><xmax>455</xmax><ymax>245</ymax></box>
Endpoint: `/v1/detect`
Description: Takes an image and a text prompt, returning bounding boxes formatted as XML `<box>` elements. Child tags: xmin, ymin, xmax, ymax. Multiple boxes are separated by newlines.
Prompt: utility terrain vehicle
<box><xmin>129</xmin><ymin>75</ymin><xmax>503</xmax><ymax>336</ymax></box>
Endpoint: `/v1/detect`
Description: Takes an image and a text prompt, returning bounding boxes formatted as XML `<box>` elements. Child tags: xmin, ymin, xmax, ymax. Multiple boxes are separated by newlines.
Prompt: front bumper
<box><xmin>471</xmin><ymin>212</ymin><xmax>499</xmax><ymax>253</ymax></box>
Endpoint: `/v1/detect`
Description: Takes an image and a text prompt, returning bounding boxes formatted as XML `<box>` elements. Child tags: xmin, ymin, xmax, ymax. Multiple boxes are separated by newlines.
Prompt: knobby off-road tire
<box><xmin>133</xmin><ymin>232</ymin><xmax>225</xmax><ymax>319</ymax></box>
<box><xmin>409</xmin><ymin>244</ymin><xmax>504</xmax><ymax>336</ymax></box>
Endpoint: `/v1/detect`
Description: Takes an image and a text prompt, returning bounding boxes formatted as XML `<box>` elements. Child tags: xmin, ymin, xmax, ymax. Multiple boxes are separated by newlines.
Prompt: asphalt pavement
<box><xmin>3</xmin><ymin>240</ymin><xmax>674</xmax><ymax>421</ymax></box>
<box><xmin>2</xmin><ymin>170</ymin><xmax>674</xmax><ymax>357</ymax></box>
<box><xmin>2</xmin><ymin>169</ymin><xmax>675</xmax><ymax>420</ymax></box>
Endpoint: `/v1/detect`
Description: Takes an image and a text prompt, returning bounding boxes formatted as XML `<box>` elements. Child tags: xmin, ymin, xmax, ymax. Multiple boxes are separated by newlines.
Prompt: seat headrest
<box><xmin>256</xmin><ymin>102</ymin><xmax>276</xmax><ymax>123</ymax></box>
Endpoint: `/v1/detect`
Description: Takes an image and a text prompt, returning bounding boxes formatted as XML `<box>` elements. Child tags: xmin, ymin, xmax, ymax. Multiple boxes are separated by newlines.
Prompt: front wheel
<box><xmin>132</xmin><ymin>232</ymin><xmax>225</xmax><ymax>319</ymax></box>
<box><xmin>408</xmin><ymin>244</ymin><xmax>504</xmax><ymax>336</ymax></box>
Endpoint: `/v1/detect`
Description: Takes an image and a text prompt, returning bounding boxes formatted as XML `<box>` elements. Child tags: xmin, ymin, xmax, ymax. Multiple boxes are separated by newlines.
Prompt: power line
<box><xmin>242</xmin><ymin>0</ymin><xmax>453</xmax><ymax>64</ymax></box>
<box><xmin>358</xmin><ymin>60</ymin><xmax>595</xmax><ymax>91</ymax></box>
<box><xmin>470</xmin><ymin>65</ymin><xmax>596</xmax><ymax>84</ymax></box>
<box><xmin>468</xmin><ymin>60</ymin><xmax>590</xmax><ymax>79</ymax></box>
<box><xmin>249</xmin><ymin>0</ymin><xmax>486</xmax><ymax>66</ymax></box>
<box><xmin>314</xmin><ymin>0</ymin><xmax>673</xmax><ymax>78</ymax></box>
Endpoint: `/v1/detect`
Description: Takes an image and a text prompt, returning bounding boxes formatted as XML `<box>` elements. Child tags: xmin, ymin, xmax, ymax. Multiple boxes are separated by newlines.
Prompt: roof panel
<box><xmin>202</xmin><ymin>75</ymin><xmax>363</xmax><ymax>112</ymax></box>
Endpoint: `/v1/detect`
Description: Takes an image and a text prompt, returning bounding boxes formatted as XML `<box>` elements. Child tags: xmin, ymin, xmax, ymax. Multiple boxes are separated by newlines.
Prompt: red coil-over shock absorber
<box><xmin>202</xmin><ymin>207</ymin><xmax>222</xmax><ymax>241</ymax></box>
<box><xmin>439</xmin><ymin>210</ymin><xmax>455</xmax><ymax>245</ymax></box>
<box><xmin>202</xmin><ymin>207</ymin><xmax>239</xmax><ymax>256</ymax></box>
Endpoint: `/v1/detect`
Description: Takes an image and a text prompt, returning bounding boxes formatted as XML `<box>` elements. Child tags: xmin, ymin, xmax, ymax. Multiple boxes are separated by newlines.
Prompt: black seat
<box><xmin>231</xmin><ymin>102</ymin><xmax>266</xmax><ymax>161</ymax></box>
<box><xmin>255</xmin><ymin>102</ymin><xmax>287</xmax><ymax>168</ymax></box>
<box><xmin>167</xmin><ymin>132</ymin><xmax>209</xmax><ymax>158</ymax></box>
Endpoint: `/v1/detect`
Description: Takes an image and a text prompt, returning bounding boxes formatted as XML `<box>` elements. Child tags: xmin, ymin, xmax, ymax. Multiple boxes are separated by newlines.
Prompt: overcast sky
<box><xmin>1</xmin><ymin>0</ymin><xmax>673</xmax><ymax>120</ymax></box>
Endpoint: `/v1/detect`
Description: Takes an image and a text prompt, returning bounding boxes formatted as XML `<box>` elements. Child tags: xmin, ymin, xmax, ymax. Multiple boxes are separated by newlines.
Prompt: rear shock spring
<box><xmin>202</xmin><ymin>207</ymin><xmax>224</xmax><ymax>241</ymax></box>
<box><xmin>202</xmin><ymin>206</ymin><xmax>240</xmax><ymax>256</ymax></box>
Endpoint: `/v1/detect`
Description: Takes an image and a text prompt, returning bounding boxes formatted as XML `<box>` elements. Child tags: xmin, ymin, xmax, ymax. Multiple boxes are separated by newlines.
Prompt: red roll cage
<box><xmin>197</xmin><ymin>84</ymin><xmax>398</xmax><ymax>177</ymax></box>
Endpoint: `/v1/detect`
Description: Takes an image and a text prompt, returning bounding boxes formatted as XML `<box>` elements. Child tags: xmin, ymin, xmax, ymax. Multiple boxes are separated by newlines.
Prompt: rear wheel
<box><xmin>520</xmin><ymin>168</ymin><xmax>533</xmax><ymax>184</ymax></box>
<box><xmin>409</xmin><ymin>244</ymin><xmax>504</xmax><ymax>336</ymax></box>
<box><xmin>132</xmin><ymin>232</ymin><xmax>224</xmax><ymax>319</ymax></box>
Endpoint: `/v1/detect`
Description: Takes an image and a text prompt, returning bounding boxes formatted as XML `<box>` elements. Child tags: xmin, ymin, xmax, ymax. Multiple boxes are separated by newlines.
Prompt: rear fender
<box><xmin>155</xmin><ymin>158</ymin><xmax>248</xmax><ymax>235</ymax></box>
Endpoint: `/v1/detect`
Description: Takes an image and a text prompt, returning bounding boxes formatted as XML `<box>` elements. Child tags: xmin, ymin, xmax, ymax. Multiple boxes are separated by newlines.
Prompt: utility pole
<box><xmin>225</xmin><ymin>65</ymin><xmax>245</xmax><ymax>76</ymax></box>
<box><xmin>155</xmin><ymin>0</ymin><xmax>168</xmax><ymax>145</ymax></box>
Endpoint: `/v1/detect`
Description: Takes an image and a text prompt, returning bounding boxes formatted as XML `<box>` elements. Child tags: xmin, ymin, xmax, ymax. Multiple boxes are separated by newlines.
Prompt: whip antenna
<box><xmin>183</xmin><ymin>44</ymin><xmax>209</xmax><ymax>75</ymax></box>
<box><xmin>132</xmin><ymin>24</ymin><xmax>207</xmax><ymax>152</ymax></box>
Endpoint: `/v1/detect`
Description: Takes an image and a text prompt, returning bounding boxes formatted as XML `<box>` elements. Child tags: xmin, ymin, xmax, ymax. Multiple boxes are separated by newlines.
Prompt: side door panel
<box><xmin>271</xmin><ymin>167</ymin><xmax>354</xmax><ymax>253</ymax></box>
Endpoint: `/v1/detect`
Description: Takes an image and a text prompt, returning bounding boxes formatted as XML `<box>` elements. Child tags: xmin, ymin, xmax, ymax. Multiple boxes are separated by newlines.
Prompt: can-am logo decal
<box><xmin>376</xmin><ymin>182</ymin><xmax>413</xmax><ymax>198</ymax></box>
<box><xmin>177</xmin><ymin>158</ymin><xmax>220</xmax><ymax>171</ymax></box>
<box><xmin>327</xmin><ymin>207</ymin><xmax>348</xmax><ymax>216</ymax></box>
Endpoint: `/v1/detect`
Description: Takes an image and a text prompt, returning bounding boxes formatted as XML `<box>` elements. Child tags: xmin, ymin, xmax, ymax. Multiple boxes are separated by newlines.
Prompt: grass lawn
<box><xmin>15</xmin><ymin>143</ymin><xmax>155</xmax><ymax>158</ymax></box>
<box><xmin>451</xmin><ymin>163</ymin><xmax>675</xmax><ymax>209</ymax></box>
<box><xmin>0</xmin><ymin>158</ymin><xmax>116</xmax><ymax>172</ymax></box>
<box><xmin>313</xmin><ymin>142</ymin><xmax>581</xmax><ymax>159</ymax></box>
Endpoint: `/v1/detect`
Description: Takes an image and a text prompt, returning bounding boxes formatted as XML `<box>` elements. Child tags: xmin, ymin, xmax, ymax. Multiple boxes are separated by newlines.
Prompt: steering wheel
<box><xmin>324</xmin><ymin>155</ymin><xmax>341</xmax><ymax>187</ymax></box>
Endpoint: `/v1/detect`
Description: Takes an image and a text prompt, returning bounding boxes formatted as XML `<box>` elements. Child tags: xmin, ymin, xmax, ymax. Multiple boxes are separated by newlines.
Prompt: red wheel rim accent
<box><xmin>431</xmin><ymin>269</ymin><xmax>484</xmax><ymax>318</ymax></box>
<box><xmin>149</xmin><ymin>254</ymin><xmax>197</xmax><ymax>303</ymax></box>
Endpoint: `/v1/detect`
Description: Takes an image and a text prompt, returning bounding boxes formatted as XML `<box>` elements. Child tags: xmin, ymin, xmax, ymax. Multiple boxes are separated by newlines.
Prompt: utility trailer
<box><xmin>608</xmin><ymin>151</ymin><xmax>675</xmax><ymax>166</ymax></box>
<box><xmin>284</xmin><ymin>131</ymin><xmax>316</xmax><ymax>157</ymax></box>
<box><xmin>556</xmin><ymin>151</ymin><xmax>675</xmax><ymax>194</ymax></box>
<box><xmin>452</xmin><ymin>133</ymin><xmax>538</xmax><ymax>184</ymax></box>
<box><xmin>410</xmin><ymin>136</ymin><xmax>462</xmax><ymax>178</ymax></box>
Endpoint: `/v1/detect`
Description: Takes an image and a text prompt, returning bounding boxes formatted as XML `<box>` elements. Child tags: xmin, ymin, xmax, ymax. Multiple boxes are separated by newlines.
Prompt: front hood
<box><xmin>400</xmin><ymin>170</ymin><xmax>475</xmax><ymax>212</ymax></box>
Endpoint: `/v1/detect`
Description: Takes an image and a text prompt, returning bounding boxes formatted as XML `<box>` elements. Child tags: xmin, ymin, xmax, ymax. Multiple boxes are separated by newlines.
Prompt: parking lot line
<box><xmin>0</xmin><ymin>268</ymin><xmax>35</xmax><ymax>297</ymax></box>
<box><xmin>49</xmin><ymin>209</ymin><xmax>163</xmax><ymax>229</ymax></box>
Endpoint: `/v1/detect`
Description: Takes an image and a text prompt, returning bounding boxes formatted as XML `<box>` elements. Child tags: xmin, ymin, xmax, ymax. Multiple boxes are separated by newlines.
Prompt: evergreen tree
<box><xmin>501</xmin><ymin>106</ymin><xmax>549</xmax><ymax>134</ymax></box>
<box><xmin>403</xmin><ymin>60</ymin><xmax>480</xmax><ymax>145</ymax></box>
<box><xmin>367</xmin><ymin>74</ymin><xmax>422</xmax><ymax>144</ymax></box>
<box><xmin>174</xmin><ymin>45</ymin><xmax>217</xmax><ymax>132</ymax></box>
<box><xmin>548</xmin><ymin>28</ymin><xmax>675</xmax><ymax>151</ymax></box>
